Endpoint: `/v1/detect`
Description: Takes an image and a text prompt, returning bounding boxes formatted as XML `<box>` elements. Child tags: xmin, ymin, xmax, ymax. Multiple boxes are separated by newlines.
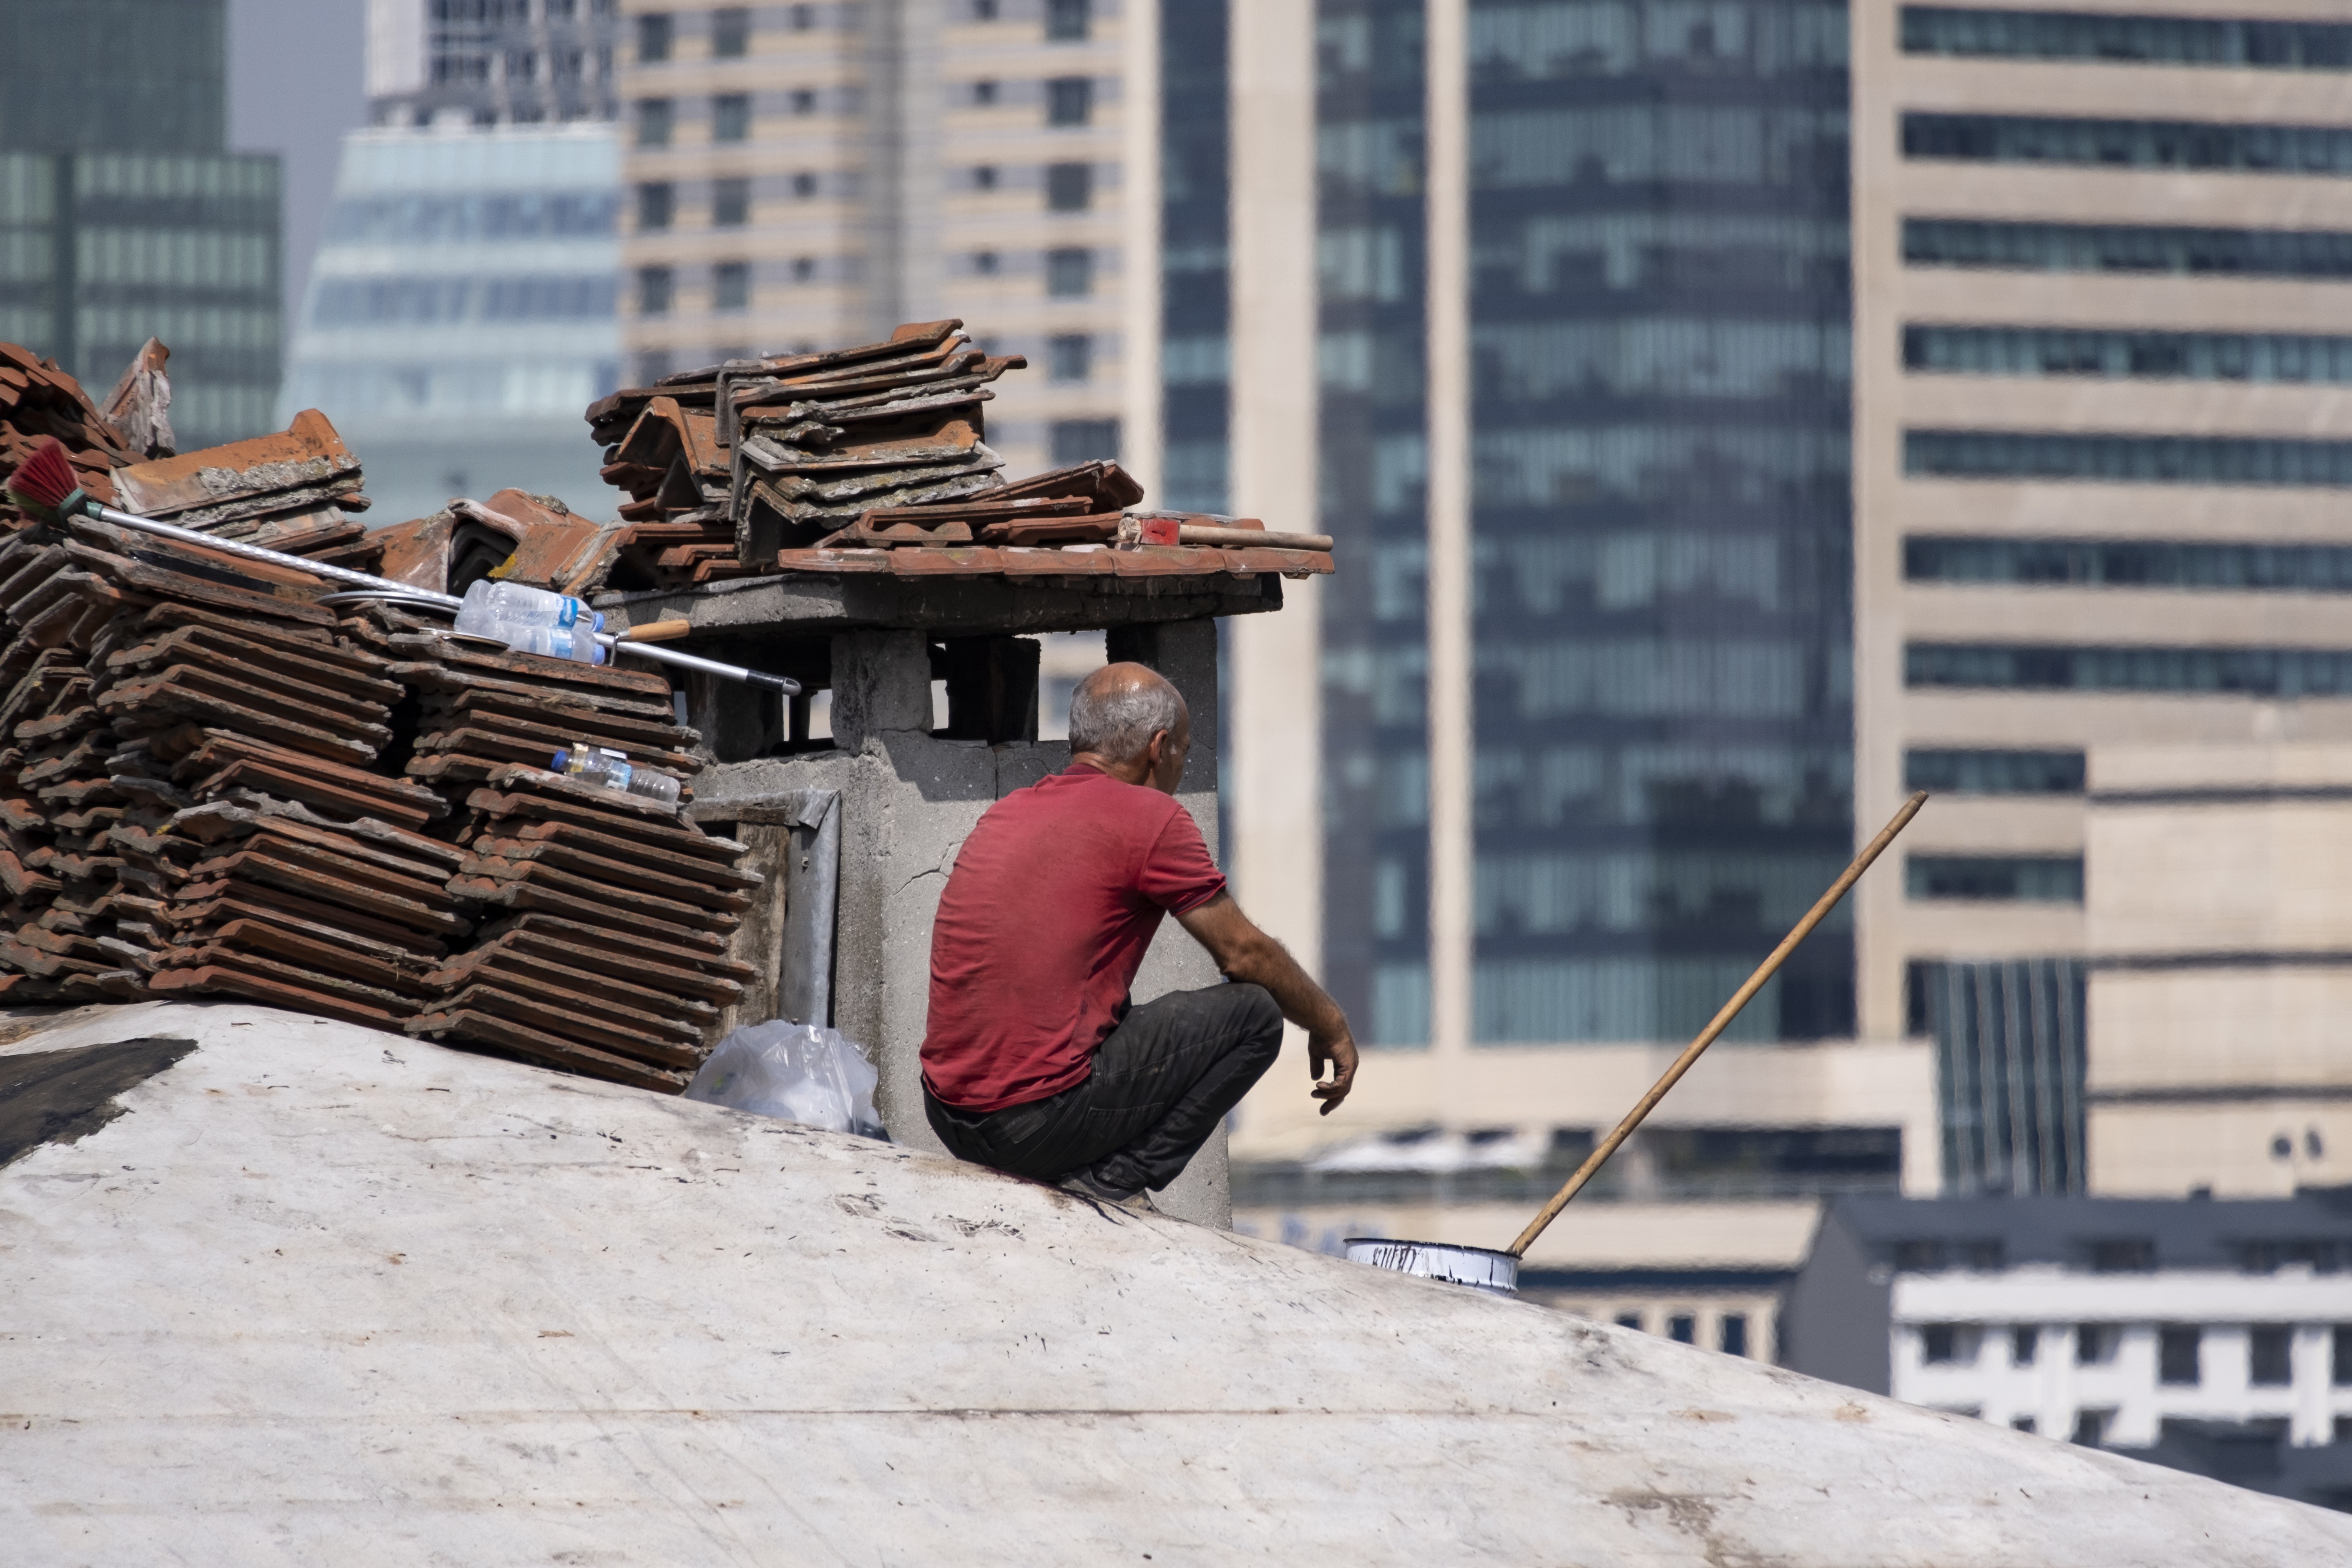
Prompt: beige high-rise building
<box><xmin>1851</xmin><ymin>0</ymin><xmax>2352</xmax><ymax>1194</ymax></box>
<box><xmin>614</xmin><ymin>0</ymin><xmax>1146</xmax><ymax>482</ymax></box>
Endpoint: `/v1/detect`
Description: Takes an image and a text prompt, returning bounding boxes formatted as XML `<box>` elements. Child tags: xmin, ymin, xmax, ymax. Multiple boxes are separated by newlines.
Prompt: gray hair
<box><xmin>1068</xmin><ymin>666</ymin><xmax>1184</xmax><ymax>762</ymax></box>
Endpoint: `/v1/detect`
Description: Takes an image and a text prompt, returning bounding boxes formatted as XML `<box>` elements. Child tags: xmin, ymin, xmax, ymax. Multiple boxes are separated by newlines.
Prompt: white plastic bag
<box><xmin>684</xmin><ymin>1020</ymin><xmax>885</xmax><ymax>1139</ymax></box>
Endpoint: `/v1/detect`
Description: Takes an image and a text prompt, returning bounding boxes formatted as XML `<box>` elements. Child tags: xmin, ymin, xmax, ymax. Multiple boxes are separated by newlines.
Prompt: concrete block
<box><xmin>829</xmin><ymin>629</ymin><xmax>932</xmax><ymax>749</ymax></box>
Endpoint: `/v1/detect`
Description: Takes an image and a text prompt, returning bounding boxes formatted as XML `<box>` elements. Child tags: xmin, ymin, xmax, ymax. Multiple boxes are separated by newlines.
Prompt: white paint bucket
<box><xmin>1344</xmin><ymin>1237</ymin><xmax>1519</xmax><ymax>1296</ymax></box>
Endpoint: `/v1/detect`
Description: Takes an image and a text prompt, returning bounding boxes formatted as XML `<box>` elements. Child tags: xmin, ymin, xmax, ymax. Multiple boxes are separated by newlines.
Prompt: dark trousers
<box><xmin>924</xmin><ymin>982</ymin><xmax>1284</xmax><ymax>1194</ymax></box>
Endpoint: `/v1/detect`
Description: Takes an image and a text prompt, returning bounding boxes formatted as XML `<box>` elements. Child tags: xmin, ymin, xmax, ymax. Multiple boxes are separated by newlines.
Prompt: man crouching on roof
<box><xmin>920</xmin><ymin>661</ymin><xmax>1359</xmax><ymax>1212</ymax></box>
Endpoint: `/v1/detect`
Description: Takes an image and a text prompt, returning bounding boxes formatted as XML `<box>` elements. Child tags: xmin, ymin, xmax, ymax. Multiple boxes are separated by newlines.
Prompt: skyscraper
<box><xmin>278</xmin><ymin>0</ymin><xmax>626</xmax><ymax>524</ymax></box>
<box><xmin>0</xmin><ymin>0</ymin><xmax>282</xmax><ymax>447</ymax></box>
<box><xmin>614</xmin><ymin>0</ymin><xmax>1146</xmax><ymax>483</ymax></box>
<box><xmin>1239</xmin><ymin>0</ymin><xmax>1855</xmax><ymax>1053</ymax></box>
<box><xmin>1850</xmin><ymin>2</ymin><xmax>2352</xmax><ymax>1197</ymax></box>
<box><xmin>366</xmin><ymin>0</ymin><xmax>622</xmax><ymax>127</ymax></box>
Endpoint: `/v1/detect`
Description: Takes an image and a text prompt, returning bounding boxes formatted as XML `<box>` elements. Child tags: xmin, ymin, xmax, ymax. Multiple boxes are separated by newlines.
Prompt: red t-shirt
<box><xmin>922</xmin><ymin>763</ymin><xmax>1227</xmax><ymax>1112</ymax></box>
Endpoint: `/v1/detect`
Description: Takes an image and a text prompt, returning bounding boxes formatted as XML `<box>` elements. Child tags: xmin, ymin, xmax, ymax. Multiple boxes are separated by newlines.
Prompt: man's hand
<box><xmin>1175</xmin><ymin>892</ymin><xmax>1359</xmax><ymax>1115</ymax></box>
<box><xmin>1309</xmin><ymin>1027</ymin><xmax>1357</xmax><ymax>1115</ymax></box>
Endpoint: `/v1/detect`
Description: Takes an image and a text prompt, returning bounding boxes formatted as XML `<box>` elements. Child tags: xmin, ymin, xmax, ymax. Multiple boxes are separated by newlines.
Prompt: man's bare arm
<box><xmin>1174</xmin><ymin>891</ymin><xmax>1358</xmax><ymax>1115</ymax></box>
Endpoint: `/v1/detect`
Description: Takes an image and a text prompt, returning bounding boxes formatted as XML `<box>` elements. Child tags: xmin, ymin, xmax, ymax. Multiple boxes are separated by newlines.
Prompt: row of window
<box><xmin>636</xmin><ymin>6</ymin><xmax>806</xmax><ymax>60</ymax></box>
<box><xmin>1905</xmin><ymin>537</ymin><xmax>2352</xmax><ymax>594</ymax></box>
<box><xmin>431</xmin><ymin>0</ymin><xmax>601</xmax><ymax>23</ymax></box>
<box><xmin>1907</xmin><ymin>643</ymin><xmax>2352</xmax><ymax>698</ymax></box>
<box><xmin>325</xmin><ymin>191</ymin><xmax>616</xmax><ymax>244</ymax></box>
<box><xmin>633</xmin><ymin>249</ymin><xmax>1098</xmax><ymax>311</ymax></box>
<box><xmin>1905</xmin><ymin>325</ymin><xmax>2352</xmax><ymax>386</ymax></box>
<box><xmin>1904</xmin><ymin>749</ymin><xmax>2085</xmax><ymax>796</ymax></box>
<box><xmin>1920</xmin><ymin>1322</ymin><xmax>2352</xmax><ymax>1390</ymax></box>
<box><xmin>309</xmin><ymin>274</ymin><xmax>615</xmax><ymax>327</ymax></box>
<box><xmin>432</xmin><ymin>45</ymin><xmax>606</xmax><ymax>87</ymax></box>
<box><xmin>1900</xmin><ymin>7</ymin><xmax>2352</xmax><ymax>71</ymax></box>
<box><xmin>1907</xmin><ymin>855</ymin><xmax>2083</xmax><ymax>904</ymax></box>
<box><xmin>1907</xmin><ymin>431</ymin><xmax>2352</xmax><ymax>488</ymax></box>
<box><xmin>1905</xmin><ymin>219</ymin><xmax>2352</xmax><ymax>279</ymax></box>
<box><xmin>1904</xmin><ymin>112</ymin><xmax>2352</xmax><ymax>178</ymax></box>
<box><xmin>635</xmin><ymin>0</ymin><xmax>1087</xmax><ymax>58</ymax></box>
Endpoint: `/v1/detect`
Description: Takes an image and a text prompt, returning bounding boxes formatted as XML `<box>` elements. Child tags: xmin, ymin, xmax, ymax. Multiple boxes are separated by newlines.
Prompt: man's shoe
<box><xmin>1056</xmin><ymin>1169</ymin><xmax>1158</xmax><ymax>1214</ymax></box>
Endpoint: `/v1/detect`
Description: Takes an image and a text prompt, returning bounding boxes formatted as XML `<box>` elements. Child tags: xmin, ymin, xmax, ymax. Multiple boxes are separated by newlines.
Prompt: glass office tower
<box><xmin>279</xmin><ymin>126</ymin><xmax>621</xmax><ymax>526</ymax></box>
<box><xmin>0</xmin><ymin>0</ymin><xmax>282</xmax><ymax>447</ymax></box>
<box><xmin>1463</xmin><ymin>0</ymin><xmax>1853</xmax><ymax>1043</ymax></box>
<box><xmin>1163</xmin><ymin>2</ymin><xmax>1232</xmax><ymax>516</ymax></box>
<box><xmin>1317</xmin><ymin>0</ymin><xmax>1434</xmax><ymax>1044</ymax></box>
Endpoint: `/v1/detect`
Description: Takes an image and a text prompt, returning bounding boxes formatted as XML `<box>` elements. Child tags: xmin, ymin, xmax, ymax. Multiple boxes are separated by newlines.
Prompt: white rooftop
<box><xmin>4</xmin><ymin>1001</ymin><xmax>2348</xmax><ymax>1564</ymax></box>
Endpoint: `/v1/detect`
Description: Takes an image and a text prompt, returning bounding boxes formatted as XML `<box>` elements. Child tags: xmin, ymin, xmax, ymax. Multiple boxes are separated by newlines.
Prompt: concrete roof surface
<box><xmin>5</xmin><ymin>1001</ymin><xmax>2350</xmax><ymax>1567</ymax></box>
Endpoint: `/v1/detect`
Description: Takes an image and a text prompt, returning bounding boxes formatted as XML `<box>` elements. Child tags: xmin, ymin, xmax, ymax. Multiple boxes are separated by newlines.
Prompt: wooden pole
<box><xmin>1507</xmin><ymin>791</ymin><xmax>1929</xmax><ymax>1259</ymax></box>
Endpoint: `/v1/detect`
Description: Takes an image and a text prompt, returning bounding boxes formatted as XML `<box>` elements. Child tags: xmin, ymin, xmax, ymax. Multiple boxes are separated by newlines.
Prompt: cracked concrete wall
<box><xmin>696</xmin><ymin>618</ymin><xmax>1232</xmax><ymax>1227</ymax></box>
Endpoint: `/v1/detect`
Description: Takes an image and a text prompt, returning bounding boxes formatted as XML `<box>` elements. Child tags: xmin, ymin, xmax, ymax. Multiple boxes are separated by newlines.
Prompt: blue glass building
<box><xmin>1462</xmin><ymin>1</ymin><xmax>1854</xmax><ymax>1045</ymax></box>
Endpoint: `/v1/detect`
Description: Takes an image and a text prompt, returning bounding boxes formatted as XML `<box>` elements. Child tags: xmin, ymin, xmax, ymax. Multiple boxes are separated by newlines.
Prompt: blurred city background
<box><xmin>8</xmin><ymin>0</ymin><xmax>2352</xmax><ymax>1508</ymax></box>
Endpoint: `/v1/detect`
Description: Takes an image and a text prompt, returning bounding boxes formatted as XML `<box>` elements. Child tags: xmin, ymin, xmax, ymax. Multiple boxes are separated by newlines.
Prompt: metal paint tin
<box><xmin>1343</xmin><ymin>1238</ymin><xmax>1519</xmax><ymax>1296</ymax></box>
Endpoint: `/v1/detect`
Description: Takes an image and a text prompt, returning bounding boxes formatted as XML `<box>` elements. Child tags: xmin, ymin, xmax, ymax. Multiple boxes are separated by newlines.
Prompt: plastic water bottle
<box><xmin>495</xmin><ymin>621</ymin><xmax>606</xmax><ymax>664</ymax></box>
<box><xmin>457</xmin><ymin>579</ymin><xmax>605</xmax><ymax>636</ymax></box>
<box><xmin>551</xmin><ymin>744</ymin><xmax>682</xmax><ymax>806</ymax></box>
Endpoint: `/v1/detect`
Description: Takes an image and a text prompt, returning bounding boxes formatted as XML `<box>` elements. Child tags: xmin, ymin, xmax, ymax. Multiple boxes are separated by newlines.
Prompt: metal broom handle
<box><xmin>1506</xmin><ymin>791</ymin><xmax>1930</xmax><ymax>1259</ymax></box>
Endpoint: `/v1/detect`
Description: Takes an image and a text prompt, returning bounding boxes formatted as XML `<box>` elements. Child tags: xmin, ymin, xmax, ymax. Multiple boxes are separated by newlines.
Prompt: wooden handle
<box><xmin>1506</xmin><ymin>791</ymin><xmax>1930</xmax><ymax>1258</ymax></box>
<box><xmin>621</xmin><ymin>618</ymin><xmax>693</xmax><ymax>643</ymax></box>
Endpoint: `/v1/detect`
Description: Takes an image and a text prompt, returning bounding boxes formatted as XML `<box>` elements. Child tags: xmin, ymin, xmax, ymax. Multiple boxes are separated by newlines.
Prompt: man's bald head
<box><xmin>1067</xmin><ymin>662</ymin><xmax>1187</xmax><ymax>766</ymax></box>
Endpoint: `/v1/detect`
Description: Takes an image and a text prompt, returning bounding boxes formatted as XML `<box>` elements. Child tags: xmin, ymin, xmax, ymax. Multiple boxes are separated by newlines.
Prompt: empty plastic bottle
<box><xmin>456</xmin><ymin>578</ymin><xmax>605</xmax><ymax>636</ymax></box>
<box><xmin>491</xmin><ymin>621</ymin><xmax>606</xmax><ymax>664</ymax></box>
<box><xmin>551</xmin><ymin>744</ymin><xmax>682</xmax><ymax>806</ymax></box>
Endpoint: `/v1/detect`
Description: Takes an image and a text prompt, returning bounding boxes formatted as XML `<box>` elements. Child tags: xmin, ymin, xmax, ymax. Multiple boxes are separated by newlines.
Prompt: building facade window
<box><xmin>790</xmin><ymin>255</ymin><xmax>815</xmax><ymax>282</ymax></box>
<box><xmin>1048</xmin><ymin>333</ymin><xmax>1091</xmax><ymax>382</ymax></box>
<box><xmin>1906</xmin><ymin>325</ymin><xmax>2352</xmax><ymax>385</ymax></box>
<box><xmin>636</xmin><ymin>13</ymin><xmax>671</xmax><ymax>63</ymax></box>
<box><xmin>789</xmin><ymin>171</ymin><xmax>816</xmax><ymax>199</ymax></box>
<box><xmin>791</xmin><ymin>88</ymin><xmax>816</xmax><ymax>115</ymax></box>
<box><xmin>1907</xmin><ymin>856</ymin><xmax>2084</xmax><ymax>904</ymax></box>
<box><xmin>2334</xmin><ymin>1325</ymin><xmax>2352</xmax><ymax>1386</ymax></box>
<box><xmin>1905</xmin><ymin>749</ymin><xmax>2085</xmax><ymax>796</ymax></box>
<box><xmin>636</xmin><ymin>98</ymin><xmax>672</xmax><ymax>146</ymax></box>
<box><xmin>714</xmin><ymin>176</ymin><xmax>751</xmax><ymax>225</ymax></box>
<box><xmin>1045</xmin><ymin>246</ymin><xmax>1091</xmax><ymax>296</ymax></box>
<box><xmin>713</xmin><ymin>7</ymin><xmax>750</xmax><ymax>57</ymax></box>
<box><xmin>1905</xmin><ymin>536</ymin><xmax>2352</xmax><ymax>592</ymax></box>
<box><xmin>1048</xmin><ymin>77</ymin><xmax>1093</xmax><ymax>125</ymax></box>
<box><xmin>636</xmin><ymin>180</ymin><xmax>673</xmax><ymax>230</ymax></box>
<box><xmin>1903</xmin><ymin>113</ymin><xmax>2352</xmax><ymax>177</ymax></box>
<box><xmin>1907</xmin><ymin>642</ymin><xmax>2352</xmax><ymax>698</ymax></box>
<box><xmin>1899</xmin><ymin>8</ymin><xmax>2352</xmax><ymax>72</ymax></box>
<box><xmin>1904</xmin><ymin>219</ymin><xmax>2352</xmax><ymax>280</ymax></box>
<box><xmin>2012</xmin><ymin>1326</ymin><xmax>2039</xmax><ymax>1366</ymax></box>
<box><xmin>2159</xmin><ymin>1325</ymin><xmax>2203</xmax><ymax>1386</ymax></box>
<box><xmin>2077</xmin><ymin>1325</ymin><xmax>2121</xmax><ymax>1365</ymax></box>
<box><xmin>1906</xmin><ymin>430</ymin><xmax>2352</xmax><ymax>488</ymax></box>
<box><xmin>1046</xmin><ymin>0</ymin><xmax>1089</xmax><ymax>42</ymax></box>
<box><xmin>973</xmin><ymin>250</ymin><xmax>998</xmax><ymax>274</ymax></box>
<box><xmin>974</xmin><ymin>79</ymin><xmax>998</xmax><ymax>105</ymax></box>
<box><xmin>714</xmin><ymin>93</ymin><xmax>751</xmax><ymax>142</ymax></box>
<box><xmin>1720</xmin><ymin>1314</ymin><xmax>1749</xmax><ymax>1357</ymax></box>
<box><xmin>637</xmin><ymin>264</ymin><xmax>673</xmax><ymax>314</ymax></box>
<box><xmin>1922</xmin><ymin>1324</ymin><xmax>1978</xmax><ymax>1364</ymax></box>
<box><xmin>1046</xmin><ymin>162</ymin><xmax>1092</xmax><ymax>210</ymax></box>
<box><xmin>713</xmin><ymin>260</ymin><xmax>750</xmax><ymax>311</ymax></box>
<box><xmin>1051</xmin><ymin>418</ymin><xmax>1119</xmax><ymax>463</ymax></box>
<box><xmin>973</xmin><ymin>164</ymin><xmax>998</xmax><ymax>189</ymax></box>
<box><xmin>2250</xmin><ymin>1326</ymin><xmax>2295</xmax><ymax>1387</ymax></box>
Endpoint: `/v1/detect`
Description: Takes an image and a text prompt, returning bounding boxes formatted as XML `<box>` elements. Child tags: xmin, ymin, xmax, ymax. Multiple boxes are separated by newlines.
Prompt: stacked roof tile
<box><xmin>0</xmin><ymin>345</ymin><xmax>754</xmax><ymax>1092</ymax></box>
<box><xmin>110</xmin><ymin>407</ymin><xmax>385</xmax><ymax>573</ymax></box>
<box><xmin>0</xmin><ymin>343</ymin><xmax>133</xmax><ymax>510</ymax></box>
<box><xmin>584</xmin><ymin>319</ymin><xmax>1333</xmax><ymax>591</ymax></box>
